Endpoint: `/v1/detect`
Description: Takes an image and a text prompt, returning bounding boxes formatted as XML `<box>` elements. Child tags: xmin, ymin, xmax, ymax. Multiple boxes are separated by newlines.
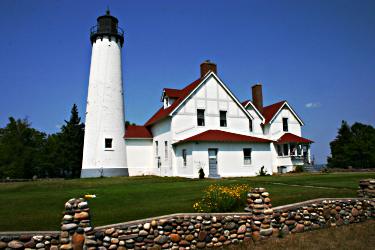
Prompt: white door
<box><xmin>208</xmin><ymin>148</ymin><xmax>218</xmax><ymax>177</ymax></box>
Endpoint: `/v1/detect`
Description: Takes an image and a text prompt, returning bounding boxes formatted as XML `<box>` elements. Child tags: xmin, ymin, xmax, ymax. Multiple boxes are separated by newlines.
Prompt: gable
<box><xmin>267</xmin><ymin>101</ymin><xmax>304</xmax><ymax>126</ymax></box>
<box><xmin>242</xmin><ymin>100</ymin><xmax>265</xmax><ymax>122</ymax></box>
<box><xmin>171</xmin><ymin>72</ymin><xmax>253</xmax><ymax>120</ymax></box>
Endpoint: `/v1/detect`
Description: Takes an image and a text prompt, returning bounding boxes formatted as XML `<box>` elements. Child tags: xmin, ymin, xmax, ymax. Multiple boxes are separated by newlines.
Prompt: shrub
<box><xmin>293</xmin><ymin>165</ymin><xmax>304</xmax><ymax>173</ymax></box>
<box><xmin>257</xmin><ymin>166</ymin><xmax>269</xmax><ymax>176</ymax></box>
<box><xmin>321</xmin><ymin>167</ymin><xmax>330</xmax><ymax>173</ymax></box>
<box><xmin>198</xmin><ymin>168</ymin><xmax>205</xmax><ymax>179</ymax></box>
<box><xmin>193</xmin><ymin>184</ymin><xmax>251</xmax><ymax>212</ymax></box>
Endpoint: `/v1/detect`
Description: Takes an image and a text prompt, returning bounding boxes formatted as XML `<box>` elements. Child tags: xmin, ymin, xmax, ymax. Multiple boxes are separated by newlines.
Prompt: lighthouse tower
<box><xmin>81</xmin><ymin>10</ymin><xmax>127</xmax><ymax>178</ymax></box>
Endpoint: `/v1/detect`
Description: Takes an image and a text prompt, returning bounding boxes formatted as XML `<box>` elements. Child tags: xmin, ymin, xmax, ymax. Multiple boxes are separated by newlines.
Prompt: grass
<box><xmin>0</xmin><ymin>172</ymin><xmax>374</xmax><ymax>231</ymax></box>
<box><xmin>224</xmin><ymin>220</ymin><xmax>375</xmax><ymax>250</ymax></box>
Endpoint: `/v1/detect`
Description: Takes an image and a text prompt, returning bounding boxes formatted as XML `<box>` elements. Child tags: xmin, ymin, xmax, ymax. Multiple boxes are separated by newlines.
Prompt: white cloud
<box><xmin>305</xmin><ymin>102</ymin><xmax>321</xmax><ymax>108</ymax></box>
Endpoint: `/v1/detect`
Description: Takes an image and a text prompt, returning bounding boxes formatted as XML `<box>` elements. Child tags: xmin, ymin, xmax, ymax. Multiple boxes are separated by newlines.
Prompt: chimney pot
<box><xmin>200</xmin><ymin>60</ymin><xmax>217</xmax><ymax>77</ymax></box>
<box><xmin>252</xmin><ymin>83</ymin><xmax>263</xmax><ymax>113</ymax></box>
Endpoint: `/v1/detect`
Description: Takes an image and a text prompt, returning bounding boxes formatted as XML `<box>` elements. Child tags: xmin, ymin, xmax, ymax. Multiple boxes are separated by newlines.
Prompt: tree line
<box><xmin>328</xmin><ymin>121</ymin><xmax>375</xmax><ymax>168</ymax></box>
<box><xmin>0</xmin><ymin>104</ymin><xmax>85</xmax><ymax>179</ymax></box>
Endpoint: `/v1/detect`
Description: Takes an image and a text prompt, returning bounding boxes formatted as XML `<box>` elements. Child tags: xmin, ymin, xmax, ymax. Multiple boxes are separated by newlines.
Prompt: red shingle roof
<box><xmin>145</xmin><ymin>78</ymin><xmax>203</xmax><ymax>126</ymax></box>
<box><xmin>277</xmin><ymin>133</ymin><xmax>313</xmax><ymax>144</ymax></box>
<box><xmin>242</xmin><ymin>99</ymin><xmax>287</xmax><ymax>124</ymax></box>
<box><xmin>241</xmin><ymin>99</ymin><xmax>250</xmax><ymax>107</ymax></box>
<box><xmin>174</xmin><ymin>130</ymin><xmax>273</xmax><ymax>145</ymax></box>
<box><xmin>164</xmin><ymin>88</ymin><xmax>182</xmax><ymax>99</ymax></box>
<box><xmin>262</xmin><ymin>100</ymin><xmax>286</xmax><ymax>124</ymax></box>
<box><xmin>124</xmin><ymin>125</ymin><xmax>153</xmax><ymax>139</ymax></box>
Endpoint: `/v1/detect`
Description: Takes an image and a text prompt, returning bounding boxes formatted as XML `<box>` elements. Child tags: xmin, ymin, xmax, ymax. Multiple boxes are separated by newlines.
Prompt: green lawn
<box><xmin>0</xmin><ymin>172</ymin><xmax>374</xmax><ymax>231</ymax></box>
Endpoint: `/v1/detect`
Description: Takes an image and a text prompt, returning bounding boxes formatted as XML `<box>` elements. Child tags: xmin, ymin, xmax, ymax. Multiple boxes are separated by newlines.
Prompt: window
<box><xmin>197</xmin><ymin>109</ymin><xmax>205</xmax><ymax>126</ymax></box>
<box><xmin>282</xmin><ymin>118</ymin><xmax>288</xmax><ymax>132</ymax></box>
<box><xmin>155</xmin><ymin>141</ymin><xmax>159</xmax><ymax>156</ymax></box>
<box><xmin>249</xmin><ymin>119</ymin><xmax>253</xmax><ymax>132</ymax></box>
<box><xmin>164</xmin><ymin>97</ymin><xmax>169</xmax><ymax>108</ymax></box>
<box><xmin>164</xmin><ymin>141</ymin><xmax>168</xmax><ymax>160</ymax></box>
<box><xmin>182</xmin><ymin>149</ymin><xmax>187</xmax><ymax>167</ymax></box>
<box><xmin>105</xmin><ymin>138</ymin><xmax>113</xmax><ymax>149</ymax></box>
<box><xmin>277</xmin><ymin>145</ymin><xmax>283</xmax><ymax>156</ymax></box>
<box><xmin>219</xmin><ymin>111</ymin><xmax>227</xmax><ymax>127</ymax></box>
<box><xmin>290</xmin><ymin>144</ymin><xmax>296</xmax><ymax>156</ymax></box>
<box><xmin>243</xmin><ymin>148</ymin><xmax>252</xmax><ymax>165</ymax></box>
<box><xmin>283</xmin><ymin>144</ymin><xmax>289</xmax><ymax>156</ymax></box>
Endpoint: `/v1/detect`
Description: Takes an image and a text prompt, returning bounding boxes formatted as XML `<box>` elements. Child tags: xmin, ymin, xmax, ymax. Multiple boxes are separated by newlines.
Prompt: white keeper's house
<box><xmin>81</xmin><ymin>11</ymin><xmax>313</xmax><ymax>178</ymax></box>
<box><xmin>124</xmin><ymin>61</ymin><xmax>313</xmax><ymax>178</ymax></box>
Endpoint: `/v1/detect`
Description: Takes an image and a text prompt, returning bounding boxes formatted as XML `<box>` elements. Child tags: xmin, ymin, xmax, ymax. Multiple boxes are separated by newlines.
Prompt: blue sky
<box><xmin>0</xmin><ymin>0</ymin><xmax>374</xmax><ymax>164</ymax></box>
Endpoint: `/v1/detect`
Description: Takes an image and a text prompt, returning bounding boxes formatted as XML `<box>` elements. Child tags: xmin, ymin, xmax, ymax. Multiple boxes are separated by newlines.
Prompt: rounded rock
<box><xmin>169</xmin><ymin>234</ymin><xmax>180</xmax><ymax>243</ymax></box>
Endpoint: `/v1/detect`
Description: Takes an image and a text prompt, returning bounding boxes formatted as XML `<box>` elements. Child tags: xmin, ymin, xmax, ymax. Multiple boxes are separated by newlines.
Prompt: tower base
<box><xmin>80</xmin><ymin>168</ymin><xmax>129</xmax><ymax>178</ymax></box>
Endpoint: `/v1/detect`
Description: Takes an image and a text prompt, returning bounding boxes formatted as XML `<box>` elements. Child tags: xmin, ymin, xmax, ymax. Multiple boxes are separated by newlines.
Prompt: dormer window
<box><xmin>163</xmin><ymin>96</ymin><xmax>176</xmax><ymax>109</ymax></box>
<box><xmin>163</xmin><ymin>97</ymin><xmax>169</xmax><ymax>108</ymax></box>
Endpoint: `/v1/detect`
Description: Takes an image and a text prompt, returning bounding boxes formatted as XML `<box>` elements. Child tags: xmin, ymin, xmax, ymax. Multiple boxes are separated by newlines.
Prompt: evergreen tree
<box><xmin>328</xmin><ymin>120</ymin><xmax>375</xmax><ymax>168</ymax></box>
<box><xmin>0</xmin><ymin>117</ymin><xmax>46</xmax><ymax>178</ymax></box>
<box><xmin>57</xmin><ymin>104</ymin><xmax>85</xmax><ymax>178</ymax></box>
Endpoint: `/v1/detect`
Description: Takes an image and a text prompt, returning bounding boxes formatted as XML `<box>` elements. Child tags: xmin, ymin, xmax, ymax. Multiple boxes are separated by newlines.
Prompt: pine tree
<box><xmin>58</xmin><ymin>104</ymin><xmax>85</xmax><ymax>178</ymax></box>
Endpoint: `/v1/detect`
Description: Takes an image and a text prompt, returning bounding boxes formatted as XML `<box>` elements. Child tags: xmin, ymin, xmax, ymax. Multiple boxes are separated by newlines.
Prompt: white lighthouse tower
<box><xmin>81</xmin><ymin>10</ymin><xmax>127</xmax><ymax>178</ymax></box>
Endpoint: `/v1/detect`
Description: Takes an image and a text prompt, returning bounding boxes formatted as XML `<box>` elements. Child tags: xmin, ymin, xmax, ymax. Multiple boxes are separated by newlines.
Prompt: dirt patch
<box><xmin>223</xmin><ymin>220</ymin><xmax>375</xmax><ymax>250</ymax></box>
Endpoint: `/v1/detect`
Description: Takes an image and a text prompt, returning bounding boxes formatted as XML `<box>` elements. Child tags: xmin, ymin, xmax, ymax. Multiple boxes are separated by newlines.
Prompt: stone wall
<box><xmin>0</xmin><ymin>186</ymin><xmax>374</xmax><ymax>250</ymax></box>
<box><xmin>358</xmin><ymin>179</ymin><xmax>375</xmax><ymax>198</ymax></box>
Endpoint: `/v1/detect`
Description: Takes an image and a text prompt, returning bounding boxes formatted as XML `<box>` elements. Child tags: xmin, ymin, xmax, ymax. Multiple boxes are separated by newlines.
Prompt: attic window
<box><xmin>197</xmin><ymin>109</ymin><xmax>205</xmax><ymax>126</ymax></box>
<box><xmin>249</xmin><ymin>119</ymin><xmax>253</xmax><ymax>132</ymax></box>
<box><xmin>283</xmin><ymin>118</ymin><xmax>288</xmax><ymax>132</ymax></box>
<box><xmin>220</xmin><ymin>111</ymin><xmax>227</xmax><ymax>127</ymax></box>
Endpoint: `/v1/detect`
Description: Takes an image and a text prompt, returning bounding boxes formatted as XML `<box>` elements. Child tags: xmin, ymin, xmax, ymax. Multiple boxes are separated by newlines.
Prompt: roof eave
<box><xmin>244</xmin><ymin>100</ymin><xmax>266</xmax><ymax>123</ymax></box>
<box><xmin>268</xmin><ymin>101</ymin><xmax>304</xmax><ymax>126</ymax></box>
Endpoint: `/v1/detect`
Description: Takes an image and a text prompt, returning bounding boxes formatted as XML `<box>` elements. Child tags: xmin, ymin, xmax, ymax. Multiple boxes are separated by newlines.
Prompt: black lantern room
<box><xmin>90</xmin><ymin>10</ymin><xmax>124</xmax><ymax>46</ymax></box>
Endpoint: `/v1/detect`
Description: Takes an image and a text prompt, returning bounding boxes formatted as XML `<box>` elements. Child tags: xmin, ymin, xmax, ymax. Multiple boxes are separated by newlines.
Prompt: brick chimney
<box><xmin>252</xmin><ymin>83</ymin><xmax>263</xmax><ymax>113</ymax></box>
<box><xmin>200</xmin><ymin>60</ymin><xmax>217</xmax><ymax>77</ymax></box>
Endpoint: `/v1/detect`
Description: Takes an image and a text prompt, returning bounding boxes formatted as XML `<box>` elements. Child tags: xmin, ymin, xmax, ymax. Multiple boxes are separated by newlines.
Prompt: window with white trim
<box><xmin>197</xmin><ymin>109</ymin><xmax>205</xmax><ymax>126</ymax></box>
<box><xmin>220</xmin><ymin>111</ymin><xmax>227</xmax><ymax>127</ymax></box>
<box><xmin>243</xmin><ymin>148</ymin><xmax>252</xmax><ymax>165</ymax></box>
<box><xmin>164</xmin><ymin>141</ymin><xmax>168</xmax><ymax>160</ymax></box>
<box><xmin>105</xmin><ymin>138</ymin><xmax>113</xmax><ymax>149</ymax></box>
<box><xmin>283</xmin><ymin>118</ymin><xmax>288</xmax><ymax>132</ymax></box>
<box><xmin>155</xmin><ymin>141</ymin><xmax>159</xmax><ymax>156</ymax></box>
<box><xmin>182</xmin><ymin>149</ymin><xmax>187</xmax><ymax>167</ymax></box>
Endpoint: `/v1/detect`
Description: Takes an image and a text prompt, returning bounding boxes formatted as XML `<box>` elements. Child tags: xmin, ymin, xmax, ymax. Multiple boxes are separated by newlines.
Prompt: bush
<box><xmin>293</xmin><ymin>165</ymin><xmax>304</xmax><ymax>173</ymax></box>
<box><xmin>198</xmin><ymin>168</ymin><xmax>205</xmax><ymax>179</ymax></box>
<box><xmin>321</xmin><ymin>167</ymin><xmax>330</xmax><ymax>173</ymax></box>
<box><xmin>257</xmin><ymin>166</ymin><xmax>269</xmax><ymax>176</ymax></box>
<box><xmin>193</xmin><ymin>184</ymin><xmax>251</xmax><ymax>212</ymax></box>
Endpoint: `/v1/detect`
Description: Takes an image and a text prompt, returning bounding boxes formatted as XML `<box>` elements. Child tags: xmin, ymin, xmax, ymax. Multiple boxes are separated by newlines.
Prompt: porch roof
<box><xmin>277</xmin><ymin>133</ymin><xmax>313</xmax><ymax>144</ymax></box>
<box><xmin>173</xmin><ymin>130</ymin><xmax>273</xmax><ymax>145</ymax></box>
